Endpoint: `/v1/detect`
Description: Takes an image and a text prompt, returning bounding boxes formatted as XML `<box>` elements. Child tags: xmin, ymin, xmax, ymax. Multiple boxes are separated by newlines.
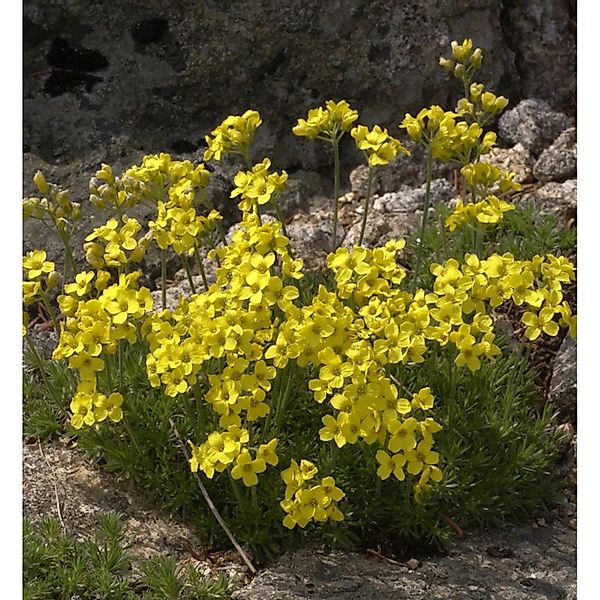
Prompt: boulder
<box><xmin>548</xmin><ymin>335</ymin><xmax>577</xmax><ymax>426</ymax></box>
<box><xmin>533</xmin><ymin>128</ymin><xmax>577</xmax><ymax>183</ymax></box>
<box><xmin>498</xmin><ymin>99</ymin><xmax>572</xmax><ymax>157</ymax></box>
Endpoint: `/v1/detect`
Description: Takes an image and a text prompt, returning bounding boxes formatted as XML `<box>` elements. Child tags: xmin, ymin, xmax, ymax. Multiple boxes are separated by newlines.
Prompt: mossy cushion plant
<box><xmin>23</xmin><ymin>39</ymin><xmax>576</xmax><ymax>566</ymax></box>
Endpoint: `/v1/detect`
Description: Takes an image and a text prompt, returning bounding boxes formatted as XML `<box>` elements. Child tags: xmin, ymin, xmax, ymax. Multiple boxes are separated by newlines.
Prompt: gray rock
<box><xmin>286</xmin><ymin>209</ymin><xmax>340</xmax><ymax>273</ymax></box>
<box><xmin>533</xmin><ymin>128</ymin><xmax>577</xmax><ymax>183</ymax></box>
<box><xmin>517</xmin><ymin>180</ymin><xmax>577</xmax><ymax>223</ymax></box>
<box><xmin>342</xmin><ymin>178</ymin><xmax>454</xmax><ymax>248</ymax></box>
<box><xmin>481</xmin><ymin>143</ymin><xmax>535</xmax><ymax>185</ymax></box>
<box><xmin>376</xmin><ymin>141</ymin><xmax>455</xmax><ymax>195</ymax></box>
<box><xmin>372</xmin><ymin>179</ymin><xmax>454</xmax><ymax>214</ymax></box>
<box><xmin>262</xmin><ymin>178</ymin><xmax>310</xmax><ymax>221</ymax></box>
<box><xmin>349</xmin><ymin>165</ymin><xmax>380</xmax><ymax>200</ymax></box>
<box><xmin>232</xmin><ymin>521</ymin><xmax>576</xmax><ymax>600</ymax></box>
<box><xmin>548</xmin><ymin>336</ymin><xmax>577</xmax><ymax>425</ymax></box>
<box><xmin>498</xmin><ymin>99</ymin><xmax>572</xmax><ymax>156</ymax></box>
<box><xmin>343</xmin><ymin>210</ymin><xmax>417</xmax><ymax>249</ymax></box>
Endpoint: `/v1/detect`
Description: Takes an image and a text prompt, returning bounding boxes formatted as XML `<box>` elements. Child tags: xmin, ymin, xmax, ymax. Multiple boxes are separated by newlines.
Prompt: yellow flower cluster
<box><xmin>69</xmin><ymin>382</ymin><xmax>124</xmax><ymax>430</ymax></box>
<box><xmin>429</xmin><ymin>253</ymin><xmax>576</xmax><ymax>345</ymax></box>
<box><xmin>53</xmin><ymin>271</ymin><xmax>153</xmax><ymax>429</ymax></box>
<box><xmin>230</xmin><ymin>158</ymin><xmax>288</xmax><ymax>213</ymax></box>
<box><xmin>456</xmin><ymin>83</ymin><xmax>509</xmax><ymax>122</ymax></box>
<box><xmin>188</xmin><ymin>428</ymin><xmax>279</xmax><ymax>486</ymax></box>
<box><xmin>23</xmin><ymin>250</ymin><xmax>58</xmax><ymax>305</ymax></box>
<box><xmin>374</xmin><ymin>388</ymin><xmax>443</xmax><ymax>496</ymax></box>
<box><xmin>150</xmin><ymin>204</ymin><xmax>222</xmax><ymax>254</ymax></box>
<box><xmin>23</xmin><ymin>171</ymin><xmax>81</xmax><ymax>232</ymax></box>
<box><xmin>439</xmin><ymin>39</ymin><xmax>482</xmax><ymax>83</ymax></box>
<box><xmin>351</xmin><ymin>125</ymin><xmax>410</xmax><ymax>167</ymax></box>
<box><xmin>91</xmin><ymin>154</ymin><xmax>211</xmax><ymax>214</ymax></box>
<box><xmin>460</xmin><ymin>162</ymin><xmax>522</xmax><ymax>196</ymax></box>
<box><xmin>400</xmin><ymin>106</ymin><xmax>496</xmax><ymax>162</ymax></box>
<box><xmin>84</xmin><ymin>217</ymin><xmax>151</xmax><ymax>268</ymax></box>
<box><xmin>203</xmin><ymin>110</ymin><xmax>262</xmax><ymax>161</ymax></box>
<box><xmin>445</xmin><ymin>196</ymin><xmax>516</xmax><ymax>232</ymax></box>
<box><xmin>292</xmin><ymin>100</ymin><xmax>359</xmax><ymax>140</ymax></box>
<box><xmin>143</xmin><ymin>208</ymin><xmax>301</xmax><ymax>403</ymax></box>
<box><xmin>280</xmin><ymin>460</ymin><xmax>345</xmax><ymax>529</ymax></box>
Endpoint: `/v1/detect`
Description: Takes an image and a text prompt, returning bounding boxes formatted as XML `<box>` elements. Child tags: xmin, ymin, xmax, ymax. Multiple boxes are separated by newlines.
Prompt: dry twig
<box><xmin>168</xmin><ymin>418</ymin><xmax>257</xmax><ymax>575</ymax></box>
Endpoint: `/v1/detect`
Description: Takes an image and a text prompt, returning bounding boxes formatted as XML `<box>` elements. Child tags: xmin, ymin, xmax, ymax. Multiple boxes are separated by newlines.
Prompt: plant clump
<box><xmin>23</xmin><ymin>38</ymin><xmax>576</xmax><ymax>566</ymax></box>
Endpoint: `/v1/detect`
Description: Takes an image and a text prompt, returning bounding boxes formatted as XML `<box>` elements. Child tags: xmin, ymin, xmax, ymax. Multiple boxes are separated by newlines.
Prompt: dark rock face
<box><xmin>23</xmin><ymin>1</ymin><xmax>576</xmax><ymax>176</ymax></box>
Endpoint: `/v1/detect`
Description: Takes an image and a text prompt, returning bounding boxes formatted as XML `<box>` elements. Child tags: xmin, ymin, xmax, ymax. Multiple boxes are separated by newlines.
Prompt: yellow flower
<box><xmin>203</xmin><ymin>110</ymin><xmax>262</xmax><ymax>161</ymax></box>
<box><xmin>23</xmin><ymin>250</ymin><xmax>55</xmax><ymax>280</ymax></box>
<box><xmin>293</xmin><ymin>100</ymin><xmax>358</xmax><ymax>141</ymax></box>
<box><xmin>351</xmin><ymin>124</ymin><xmax>409</xmax><ymax>167</ymax></box>
<box><xmin>231</xmin><ymin>449</ymin><xmax>266</xmax><ymax>487</ymax></box>
<box><xmin>376</xmin><ymin>450</ymin><xmax>407</xmax><ymax>481</ymax></box>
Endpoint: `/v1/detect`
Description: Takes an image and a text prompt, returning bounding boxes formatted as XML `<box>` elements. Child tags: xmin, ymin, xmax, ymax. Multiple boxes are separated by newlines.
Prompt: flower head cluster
<box><xmin>460</xmin><ymin>162</ymin><xmax>522</xmax><ymax>197</ymax></box>
<box><xmin>84</xmin><ymin>217</ymin><xmax>150</xmax><ymax>268</ymax></box>
<box><xmin>54</xmin><ymin>271</ymin><xmax>153</xmax><ymax>429</ymax></box>
<box><xmin>230</xmin><ymin>158</ymin><xmax>288</xmax><ymax>213</ymax></box>
<box><xmin>188</xmin><ymin>426</ymin><xmax>278</xmax><ymax>486</ymax></box>
<box><xmin>292</xmin><ymin>100</ymin><xmax>359</xmax><ymax>141</ymax></box>
<box><xmin>23</xmin><ymin>250</ymin><xmax>58</xmax><ymax>305</ymax></box>
<box><xmin>351</xmin><ymin>125</ymin><xmax>410</xmax><ymax>167</ymax></box>
<box><xmin>149</xmin><ymin>205</ymin><xmax>222</xmax><ymax>254</ymax></box>
<box><xmin>445</xmin><ymin>196</ymin><xmax>516</xmax><ymax>232</ymax></box>
<box><xmin>456</xmin><ymin>83</ymin><xmax>509</xmax><ymax>124</ymax></box>
<box><xmin>375</xmin><ymin>388</ymin><xmax>443</xmax><ymax>496</ymax></box>
<box><xmin>439</xmin><ymin>38</ymin><xmax>482</xmax><ymax>85</ymax></box>
<box><xmin>23</xmin><ymin>171</ymin><xmax>81</xmax><ymax>232</ymax></box>
<box><xmin>280</xmin><ymin>460</ymin><xmax>345</xmax><ymax>529</ymax></box>
<box><xmin>90</xmin><ymin>154</ymin><xmax>210</xmax><ymax>213</ymax></box>
<box><xmin>203</xmin><ymin>110</ymin><xmax>262</xmax><ymax>161</ymax></box>
<box><xmin>400</xmin><ymin>106</ymin><xmax>496</xmax><ymax>162</ymax></box>
<box><xmin>70</xmin><ymin>381</ymin><xmax>124</xmax><ymax>429</ymax></box>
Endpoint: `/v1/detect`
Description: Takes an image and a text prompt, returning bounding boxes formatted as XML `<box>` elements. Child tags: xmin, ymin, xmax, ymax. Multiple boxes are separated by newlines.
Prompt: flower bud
<box><xmin>470</xmin><ymin>48</ymin><xmax>483</xmax><ymax>69</ymax></box>
<box><xmin>469</xmin><ymin>83</ymin><xmax>484</xmax><ymax>102</ymax></box>
<box><xmin>33</xmin><ymin>171</ymin><xmax>48</xmax><ymax>194</ymax></box>
<box><xmin>481</xmin><ymin>91</ymin><xmax>497</xmax><ymax>112</ymax></box>
<box><xmin>46</xmin><ymin>271</ymin><xmax>59</xmax><ymax>289</ymax></box>
<box><xmin>439</xmin><ymin>57</ymin><xmax>454</xmax><ymax>72</ymax></box>
<box><xmin>56</xmin><ymin>190</ymin><xmax>70</xmax><ymax>210</ymax></box>
<box><xmin>23</xmin><ymin>197</ymin><xmax>39</xmax><ymax>219</ymax></box>
<box><xmin>493</xmin><ymin>96</ymin><xmax>509</xmax><ymax>114</ymax></box>
<box><xmin>451</xmin><ymin>39</ymin><xmax>473</xmax><ymax>62</ymax></box>
<box><xmin>456</xmin><ymin>98</ymin><xmax>474</xmax><ymax>116</ymax></box>
<box><xmin>454</xmin><ymin>63</ymin><xmax>465</xmax><ymax>80</ymax></box>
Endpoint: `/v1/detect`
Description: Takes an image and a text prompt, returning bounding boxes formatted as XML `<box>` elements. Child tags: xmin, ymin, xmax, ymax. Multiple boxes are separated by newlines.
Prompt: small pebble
<box><xmin>406</xmin><ymin>558</ymin><xmax>420</xmax><ymax>570</ymax></box>
<box><xmin>468</xmin><ymin>585</ymin><xmax>479</xmax><ymax>591</ymax></box>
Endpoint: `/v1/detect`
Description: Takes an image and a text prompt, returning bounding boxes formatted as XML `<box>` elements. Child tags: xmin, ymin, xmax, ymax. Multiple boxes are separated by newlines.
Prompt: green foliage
<box><xmin>23</xmin><ymin>514</ymin><xmax>230</xmax><ymax>600</ymax></box>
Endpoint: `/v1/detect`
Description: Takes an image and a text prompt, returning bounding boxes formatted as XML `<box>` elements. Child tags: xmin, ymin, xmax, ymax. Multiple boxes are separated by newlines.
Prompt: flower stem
<box><xmin>272</xmin><ymin>364</ymin><xmax>294</xmax><ymax>437</ymax></box>
<box><xmin>181</xmin><ymin>254</ymin><xmax>197</xmax><ymax>294</ymax></box>
<box><xmin>38</xmin><ymin>288</ymin><xmax>61</xmax><ymax>335</ymax></box>
<box><xmin>332</xmin><ymin>136</ymin><xmax>341</xmax><ymax>251</ymax></box>
<box><xmin>193</xmin><ymin>243</ymin><xmax>209</xmax><ymax>291</ymax></box>
<box><xmin>411</xmin><ymin>146</ymin><xmax>434</xmax><ymax>291</ymax></box>
<box><xmin>161</xmin><ymin>250</ymin><xmax>168</xmax><ymax>310</ymax></box>
<box><xmin>358</xmin><ymin>165</ymin><xmax>374</xmax><ymax>246</ymax></box>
